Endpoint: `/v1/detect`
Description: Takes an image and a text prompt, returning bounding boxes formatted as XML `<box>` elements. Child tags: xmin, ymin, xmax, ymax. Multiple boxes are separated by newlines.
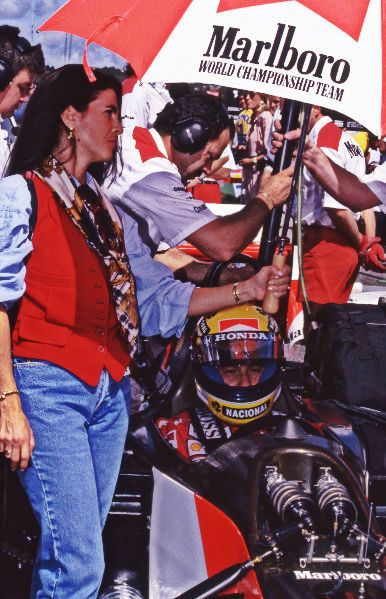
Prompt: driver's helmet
<box><xmin>192</xmin><ymin>304</ymin><xmax>282</xmax><ymax>426</ymax></box>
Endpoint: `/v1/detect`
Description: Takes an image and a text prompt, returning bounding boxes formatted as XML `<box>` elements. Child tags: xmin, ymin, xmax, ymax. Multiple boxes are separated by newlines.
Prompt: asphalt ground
<box><xmin>349</xmin><ymin>266</ymin><xmax>386</xmax><ymax>304</ymax></box>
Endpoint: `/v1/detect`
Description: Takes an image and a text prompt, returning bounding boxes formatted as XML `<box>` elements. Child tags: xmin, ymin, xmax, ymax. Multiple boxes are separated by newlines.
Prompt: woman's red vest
<box><xmin>12</xmin><ymin>176</ymin><xmax>130</xmax><ymax>386</ymax></box>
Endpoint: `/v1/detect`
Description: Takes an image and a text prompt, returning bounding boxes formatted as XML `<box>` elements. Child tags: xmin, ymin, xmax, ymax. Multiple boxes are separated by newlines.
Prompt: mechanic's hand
<box><xmin>0</xmin><ymin>393</ymin><xmax>34</xmax><ymax>471</ymax></box>
<box><xmin>255</xmin><ymin>166</ymin><xmax>294</xmax><ymax>209</ymax></box>
<box><xmin>271</xmin><ymin>119</ymin><xmax>285</xmax><ymax>153</ymax></box>
<box><xmin>272</xmin><ymin>125</ymin><xmax>332</xmax><ymax>181</ymax></box>
<box><xmin>359</xmin><ymin>235</ymin><xmax>386</xmax><ymax>272</ymax></box>
<box><xmin>271</xmin><ymin>121</ymin><xmax>303</xmax><ymax>153</ymax></box>
<box><xmin>364</xmin><ymin>244</ymin><xmax>386</xmax><ymax>272</ymax></box>
<box><xmin>240</xmin><ymin>264</ymin><xmax>290</xmax><ymax>301</ymax></box>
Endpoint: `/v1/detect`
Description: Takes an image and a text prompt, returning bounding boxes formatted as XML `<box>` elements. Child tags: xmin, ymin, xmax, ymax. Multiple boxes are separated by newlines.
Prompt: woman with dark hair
<box><xmin>7</xmin><ymin>63</ymin><xmax>122</xmax><ymax>181</ymax></box>
<box><xmin>0</xmin><ymin>64</ymin><xmax>289</xmax><ymax>598</ymax></box>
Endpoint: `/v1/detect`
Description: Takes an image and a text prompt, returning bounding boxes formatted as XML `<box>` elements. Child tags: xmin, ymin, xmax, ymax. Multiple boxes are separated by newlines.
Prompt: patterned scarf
<box><xmin>34</xmin><ymin>155</ymin><xmax>139</xmax><ymax>361</ymax></box>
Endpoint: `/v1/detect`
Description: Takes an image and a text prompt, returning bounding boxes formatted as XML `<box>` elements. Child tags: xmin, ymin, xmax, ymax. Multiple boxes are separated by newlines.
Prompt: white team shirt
<box><xmin>301</xmin><ymin>116</ymin><xmax>366</xmax><ymax>228</ymax></box>
<box><xmin>104</xmin><ymin>126</ymin><xmax>217</xmax><ymax>253</ymax></box>
<box><xmin>121</xmin><ymin>81</ymin><xmax>172</xmax><ymax>129</ymax></box>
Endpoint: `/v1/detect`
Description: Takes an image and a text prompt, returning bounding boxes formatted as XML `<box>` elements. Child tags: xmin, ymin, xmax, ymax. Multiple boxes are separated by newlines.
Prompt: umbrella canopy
<box><xmin>39</xmin><ymin>0</ymin><xmax>386</xmax><ymax>136</ymax></box>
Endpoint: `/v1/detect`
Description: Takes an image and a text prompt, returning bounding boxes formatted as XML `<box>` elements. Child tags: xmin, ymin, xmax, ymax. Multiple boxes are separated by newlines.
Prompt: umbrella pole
<box><xmin>260</xmin><ymin>101</ymin><xmax>312</xmax><ymax>314</ymax></box>
<box><xmin>258</xmin><ymin>99</ymin><xmax>301</xmax><ymax>268</ymax></box>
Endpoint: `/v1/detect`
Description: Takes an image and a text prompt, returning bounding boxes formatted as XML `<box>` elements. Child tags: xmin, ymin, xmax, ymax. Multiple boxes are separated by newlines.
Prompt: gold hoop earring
<box><xmin>67</xmin><ymin>127</ymin><xmax>74</xmax><ymax>142</ymax></box>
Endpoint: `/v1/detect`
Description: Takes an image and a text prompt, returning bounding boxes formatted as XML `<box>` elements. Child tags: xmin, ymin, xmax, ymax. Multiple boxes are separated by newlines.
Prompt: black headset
<box><xmin>0</xmin><ymin>35</ymin><xmax>32</xmax><ymax>92</ymax></box>
<box><xmin>171</xmin><ymin>102</ymin><xmax>230</xmax><ymax>154</ymax></box>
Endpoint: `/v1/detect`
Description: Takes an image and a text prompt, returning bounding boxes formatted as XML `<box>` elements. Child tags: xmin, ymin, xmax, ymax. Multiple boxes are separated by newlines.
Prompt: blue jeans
<box><xmin>13</xmin><ymin>359</ymin><xmax>131</xmax><ymax>599</ymax></box>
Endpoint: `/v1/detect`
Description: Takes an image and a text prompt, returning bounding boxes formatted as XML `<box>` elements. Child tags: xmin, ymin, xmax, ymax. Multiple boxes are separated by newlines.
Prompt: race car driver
<box><xmin>156</xmin><ymin>304</ymin><xmax>282</xmax><ymax>462</ymax></box>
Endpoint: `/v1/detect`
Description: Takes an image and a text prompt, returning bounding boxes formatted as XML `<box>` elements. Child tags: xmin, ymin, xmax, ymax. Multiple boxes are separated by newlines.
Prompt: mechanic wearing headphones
<box><xmin>105</xmin><ymin>94</ymin><xmax>293</xmax><ymax>281</ymax></box>
<box><xmin>0</xmin><ymin>25</ymin><xmax>45</xmax><ymax>176</ymax></box>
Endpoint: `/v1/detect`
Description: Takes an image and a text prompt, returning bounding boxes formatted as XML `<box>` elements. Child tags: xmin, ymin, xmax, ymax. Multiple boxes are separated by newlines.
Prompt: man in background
<box><xmin>0</xmin><ymin>25</ymin><xmax>44</xmax><ymax>176</ymax></box>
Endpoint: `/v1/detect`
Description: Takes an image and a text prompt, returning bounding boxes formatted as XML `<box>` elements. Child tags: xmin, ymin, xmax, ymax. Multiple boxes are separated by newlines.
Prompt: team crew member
<box><xmin>105</xmin><ymin>94</ymin><xmax>293</xmax><ymax>260</ymax></box>
<box><xmin>0</xmin><ymin>25</ymin><xmax>44</xmax><ymax>175</ymax></box>
<box><xmin>297</xmin><ymin>106</ymin><xmax>371</xmax><ymax>314</ymax></box>
<box><xmin>275</xmin><ymin>130</ymin><xmax>386</xmax><ymax>220</ymax></box>
<box><xmin>305</xmin><ymin>144</ymin><xmax>386</xmax><ymax>213</ymax></box>
<box><xmin>0</xmin><ymin>65</ymin><xmax>290</xmax><ymax>598</ymax></box>
<box><xmin>121</xmin><ymin>78</ymin><xmax>172</xmax><ymax>129</ymax></box>
<box><xmin>120</xmin><ymin>78</ymin><xmax>236</xmax><ymax>205</ymax></box>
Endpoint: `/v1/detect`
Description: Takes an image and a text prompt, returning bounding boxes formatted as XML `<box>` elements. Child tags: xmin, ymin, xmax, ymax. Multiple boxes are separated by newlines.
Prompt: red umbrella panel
<box><xmin>39</xmin><ymin>0</ymin><xmax>386</xmax><ymax>136</ymax></box>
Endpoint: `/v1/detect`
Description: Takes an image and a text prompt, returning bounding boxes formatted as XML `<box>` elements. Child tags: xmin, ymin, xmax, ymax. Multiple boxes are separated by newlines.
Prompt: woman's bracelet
<box><xmin>0</xmin><ymin>389</ymin><xmax>20</xmax><ymax>401</ymax></box>
<box><xmin>256</xmin><ymin>190</ymin><xmax>274</xmax><ymax>210</ymax></box>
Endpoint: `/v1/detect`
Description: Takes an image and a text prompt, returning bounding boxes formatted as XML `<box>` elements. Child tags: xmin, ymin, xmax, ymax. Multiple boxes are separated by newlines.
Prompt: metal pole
<box><xmin>258</xmin><ymin>99</ymin><xmax>301</xmax><ymax>266</ymax></box>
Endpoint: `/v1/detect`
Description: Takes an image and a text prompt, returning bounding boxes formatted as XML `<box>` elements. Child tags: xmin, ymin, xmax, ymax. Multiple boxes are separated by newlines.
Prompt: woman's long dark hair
<box><xmin>6</xmin><ymin>64</ymin><xmax>122</xmax><ymax>182</ymax></box>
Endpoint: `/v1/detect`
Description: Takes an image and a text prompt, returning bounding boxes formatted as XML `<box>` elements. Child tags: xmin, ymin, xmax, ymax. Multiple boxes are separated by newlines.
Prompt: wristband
<box><xmin>232</xmin><ymin>282</ymin><xmax>242</xmax><ymax>304</ymax></box>
<box><xmin>0</xmin><ymin>389</ymin><xmax>20</xmax><ymax>401</ymax></box>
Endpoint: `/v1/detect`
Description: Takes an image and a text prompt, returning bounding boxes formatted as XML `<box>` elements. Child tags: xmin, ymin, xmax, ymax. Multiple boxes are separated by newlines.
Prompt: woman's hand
<box><xmin>188</xmin><ymin>265</ymin><xmax>290</xmax><ymax>316</ymax></box>
<box><xmin>237</xmin><ymin>264</ymin><xmax>291</xmax><ymax>302</ymax></box>
<box><xmin>0</xmin><ymin>393</ymin><xmax>35</xmax><ymax>471</ymax></box>
<box><xmin>0</xmin><ymin>306</ymin><xmax>35</xmax><ymax>471</ymax></box>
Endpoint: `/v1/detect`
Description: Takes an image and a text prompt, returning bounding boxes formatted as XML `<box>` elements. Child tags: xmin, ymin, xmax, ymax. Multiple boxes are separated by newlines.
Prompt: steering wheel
<box><xmin>203</xmin><ymin>253</ymin><xmax>260</xmax><ymax>287</ymax></box>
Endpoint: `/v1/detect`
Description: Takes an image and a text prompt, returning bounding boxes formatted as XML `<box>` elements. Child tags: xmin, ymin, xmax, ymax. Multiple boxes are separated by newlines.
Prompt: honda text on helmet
<box><xmin>192</xmin><ymin>304</ymin><xmax>282</xmax><ymax>426</ymax></box>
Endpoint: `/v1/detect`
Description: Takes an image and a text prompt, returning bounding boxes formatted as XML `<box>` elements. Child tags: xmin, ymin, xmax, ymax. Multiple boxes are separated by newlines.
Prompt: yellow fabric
<box><xmin>349</xmin><ymin>131</ymin><xmax>369</xmax><ymax>153</ymax></box>
<box><xmin>236</xmin><ymin>108</ymin><xmax>253</xmax><ymax>137</ymax></box>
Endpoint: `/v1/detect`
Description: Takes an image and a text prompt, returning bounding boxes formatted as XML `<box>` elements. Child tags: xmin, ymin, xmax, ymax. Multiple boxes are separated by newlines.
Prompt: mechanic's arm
<box><xmin>303</xmin><ymin>145</ymin><xmax>380</xmax><ymax>212</ymax></box>
<box><xmin>280</xmin><ymin>132</ymin><xmax>381</xmax><ymax>212</ymax></box>
<box><xmin>0</xmin><ymin>306</ymin><xmax>34</xmax><ymax>471</ymax></box>
<box><xmin>326</xmin><ymin>208</ymin><xmax>362</xmax><ymax>249</ymax></box>
<box><xmin>360</xmin><ymin>208</ymin><xmax>376</xmax><ymax>237</ymax></box>
<box><xmin>326</xmin><ymin>207</ymin><xmax>385</xmax><ymax>270</ymax></box>
<box><xmin>186</xmin><ymin>166</ymin><xmax>293</xmax><ymax>261</ymax></box>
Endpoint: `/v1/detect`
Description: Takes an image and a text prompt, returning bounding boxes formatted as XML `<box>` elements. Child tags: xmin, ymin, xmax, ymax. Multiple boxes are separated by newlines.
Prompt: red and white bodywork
<box><xmin>149</xmin><ymin>468</ymin><xmax>263</xmax><ymax>598</ymax></box>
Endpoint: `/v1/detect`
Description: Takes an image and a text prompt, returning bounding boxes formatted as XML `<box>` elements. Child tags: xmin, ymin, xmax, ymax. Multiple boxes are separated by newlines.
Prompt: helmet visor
<box><xmin>194</xmin><ymin>331</ymin><xmax>281</xmax><ymax>367</ymax></box>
